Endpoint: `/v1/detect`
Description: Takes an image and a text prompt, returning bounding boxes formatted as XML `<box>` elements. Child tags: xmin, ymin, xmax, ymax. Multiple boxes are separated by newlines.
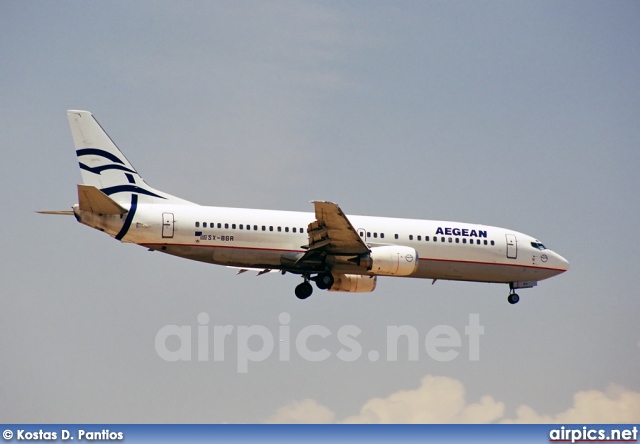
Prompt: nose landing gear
<box><xmin>507</xmin><ymin>282</ymin><xmax>521</xmax><ymax>304</ymax></box>
<box><xmin>507</xmin><ymin>281</ymin><xmax>536</xmax><ymax>304</ymax></box>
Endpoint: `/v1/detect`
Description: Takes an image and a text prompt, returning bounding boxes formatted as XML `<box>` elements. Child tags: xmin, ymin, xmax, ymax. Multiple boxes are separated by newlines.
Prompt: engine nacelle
<box><xmin>359</xmin><ymin>245</ymin><xmax>419</xmax><ymax>276</ymax></box>
<box><xmin>329</xmin><ymin>274</ymin><xmax>377</xmax><ymax>293</ymax></box>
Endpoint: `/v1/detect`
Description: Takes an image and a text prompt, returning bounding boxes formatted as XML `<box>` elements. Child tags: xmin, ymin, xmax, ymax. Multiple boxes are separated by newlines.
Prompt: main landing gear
<box><xmin>315</xmin><ymin>273</ymin><xmax>335</xmax><ymax>290</ymax></box>
<box><xmin>507</xmin><ymin>290</ymin><xmax>520</xmax><ymax>305</ymax></box>
<box><xmin>295</xmin><ymin>281</ymin><xmax>313</xmax><ymax>300</ymax></box>
<box><xmin>295</xmin><ymin>273</ymin><xmax>334</xmax><ymax>299</ymax></box>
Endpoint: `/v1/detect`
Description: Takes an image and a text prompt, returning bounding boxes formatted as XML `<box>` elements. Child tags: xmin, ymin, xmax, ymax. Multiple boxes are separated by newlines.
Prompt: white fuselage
<box><xmin>75</xmin><ymin>203</ymin><xmax>569</xmax><ymax>285</ymax></box>
<box><xmin>57</xmin><ymin>109</ymin><xmax>569</xmax><ymax>302</ymax></box>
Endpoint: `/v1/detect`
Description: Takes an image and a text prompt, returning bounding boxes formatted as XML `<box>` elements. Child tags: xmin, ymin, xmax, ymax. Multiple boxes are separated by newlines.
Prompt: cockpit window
<box><xmin>531</xmin><ymin>241</ymin><xmax>546</xmax><ymax>250</ymax></box>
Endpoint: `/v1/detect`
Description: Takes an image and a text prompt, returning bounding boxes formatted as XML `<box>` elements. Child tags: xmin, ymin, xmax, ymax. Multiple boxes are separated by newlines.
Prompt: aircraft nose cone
<box><xmin>555</xmin><ymin>253</ymin><xmax>570</xmax><ymax>272</ymax></box>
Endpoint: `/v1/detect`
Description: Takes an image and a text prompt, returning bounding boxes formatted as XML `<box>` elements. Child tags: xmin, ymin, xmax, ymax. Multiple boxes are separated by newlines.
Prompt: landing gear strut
<box><xmin>507</xmin><ymin>282</ymin><xmax>522</xmax><ymax>304</ymax></box>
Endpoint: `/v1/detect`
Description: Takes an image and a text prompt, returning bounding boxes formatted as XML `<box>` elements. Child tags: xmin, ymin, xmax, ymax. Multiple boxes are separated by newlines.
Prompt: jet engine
<box><xmin>357</xmin><ymin>245</ymin><xmax>419</xmax><ymax>276</ymax></box>
<box><xmin>329</xmin><ymin>274</ymin><xmax>377</xmax><ymax>292</ymax></box>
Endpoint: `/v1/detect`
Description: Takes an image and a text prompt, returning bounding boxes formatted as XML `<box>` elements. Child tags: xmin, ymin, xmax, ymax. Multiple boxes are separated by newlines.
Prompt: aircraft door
<box><xmin>162</xmin><ymin>213</ymin><xmax>174</xmax><ymax>238</ymax></box>
<box><xmin>506</xmin><ymin>234</ymin><xmax>517</xmax><ymax>259</ymax></box>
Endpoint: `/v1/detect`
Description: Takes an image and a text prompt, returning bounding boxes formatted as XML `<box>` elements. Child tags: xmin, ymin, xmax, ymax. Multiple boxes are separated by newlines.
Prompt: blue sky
<box><xmin>1</xmin><ymin>1</ymin><xmax>639</xmax><ymax>423</ymax></box>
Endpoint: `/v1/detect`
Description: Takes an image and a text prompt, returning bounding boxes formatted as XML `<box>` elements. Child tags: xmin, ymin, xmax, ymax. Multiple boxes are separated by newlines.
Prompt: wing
<box><xmin>305</xmin><ymin>201</ymin><xmax>369</xmax><ymax>255</ymax></box>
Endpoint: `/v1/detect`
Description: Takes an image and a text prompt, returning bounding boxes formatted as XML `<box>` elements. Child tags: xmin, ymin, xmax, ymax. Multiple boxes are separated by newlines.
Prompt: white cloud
<box><xmin>265</xmin><ymin>375</ymin><xmax>640</xmax><ymax>424</ymax></box>
<box><xmin>342</xmin><ymin>375</ymin><xmax>504</xmax><ymax>424</ymax></box>
<box><xmin>265</xmin><ymin>398</ymin><xmax>336</xmax><ymax>424</ymax></box>
<box><xmin>504</xmin><ymin>384</ymin><xmax>640</xmax><ymax>424</ymax></box>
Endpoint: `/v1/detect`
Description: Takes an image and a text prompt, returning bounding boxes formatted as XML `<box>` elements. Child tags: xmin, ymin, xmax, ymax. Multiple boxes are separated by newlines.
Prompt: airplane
<box><xmin>40</xmin><ymin>110</ymin><xmax>569</xmax><ymax>304</ymax></box>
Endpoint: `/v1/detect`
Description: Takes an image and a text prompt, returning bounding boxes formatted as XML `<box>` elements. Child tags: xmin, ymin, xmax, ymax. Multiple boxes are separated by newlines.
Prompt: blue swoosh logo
<box><xmin>76</xmin><ymin>148</ymin><xmax>125</xmax><ymax>164</ymax></box>
<box><xmin>100</xmin><ymin>185</ymin><xmax>166</xmax><ymax>200</ymax></box>
<box><xmin>79</xmin><ymin>163</ymin><xmax>138</xmax><ymax>175</ymax></box>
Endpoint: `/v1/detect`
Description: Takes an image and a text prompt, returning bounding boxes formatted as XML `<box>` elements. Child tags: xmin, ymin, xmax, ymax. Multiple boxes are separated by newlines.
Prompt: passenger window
<box><xmin>434</xmin><ymin>237</ymin><xmax>437</xmax><ymax>242</ymax></box>
<box><xmin>232</xmin><ymin>224</ymin><xmax>236</xmax><ymax>229</ymax></box>
<box><xmin>470</xmin><ymin>239</ymin><xmax>474</xmax><ymax>244</ymax></box>
<box><xmin>417</xmin><ymin>235</ymin><xmax>422</xmax><ymax>241</ymax></box>
<box><xmin>441</xmin><ymin>237</ymin><xmax>445</xmax><ymax>242</ymax></box>
<box><xmin>225</xmin><ymin>223</ymin><xmax>229</xmax><ymax>229</ymax></box>
<box><xmin>448</xmin><ymin>238</ymin><xmax>452</xmax><ymax>243</ymax></box>
<box><xmin>195</xmin><ymin>222</ymin><xmax>200</xmax><ymax>228</ymax></box>
<box><xmin>491</xmin><ymin>240</ymin><xmax>495</xmax><ymax>246</ymax></box>
<box><xmin>463</xmin><ymin>238</ymin><xmax>467</xmax><ymax>244</ymax></box>
<box><xmin>277</xmin><ymin>227</ymin><xmax>281</xmax><ymax>232</ymax></box>
<box><xmin>246</xmin><ymin>225</ymin><xmax>250</xmax><ymax>230</ymax></box>
<box><xmin>254</xmin><ymin>225</ymin><xmax>258</xmax><ymax>231</ymax></box>
<box><xmin>373</xmin><ymin>232</ymin><xmax>378</xmax><ymax>238</ymax></box>
<box><xmin>380</xmin><ymin>233</ymin><xmax>384</xmax><ymax>239</ymax></box>
<box><xmin>455</xmin><ymin>238</ymin><xmax>460</xmax><ymax>243</ymax></box>
<box><xmin>409</xmin><ymin>235</ymin><xmax>413</xmax><ymax>240</ymax></box>
<box><xmin>367</xmin><ymin>232</ymin><xmax>371</xmax><ymax>237</ymax></box>
<box><xmin>293</xmin><ymin>227</ymin><xmax>297</xmax><ymax>233</ymax></box>
<box><xmin>217</xmin><ymin>223</ymin><xmax>222</xmax><ymax>229</ymax></box>
<box><xmin>262</xmin><ymin>226</ymin><xmax>266</xmax><ymax>231</ymax></box>
<box><xmin>395</xmin><ymin>234</ymin><xmax>399</xmax><ymax>240</ymax></box>
<box><xmin>269</xmin><ymin>226</ymin><xmax>273</xmax><ymax>232</ymax></box>
<box><xmin>301</xmin><ymin>228</ymin><xmax>305</xmax><ymax>233</ymax></box>
<box><xmin>484</xmin><ymin>240</ymin><xmax>488</xmax><ymax>245</ymax></box>
<box><xmin>359</xmin><ymin>231</ymin><xmax>364</xmax><ymax>237</ymax></box>
<box><xmin>426</xmin><ymin>236</ymin><xmax>430</xmax><ymax>241</ymax></box>
<box><xmin>285</xmin><ymin>227</ymin><xmax>289</xmax><ymax>233</ymax></box>
<box><xmin>239</xmin><ymin>224</ymin><xmax>243</xmax><ymax>230</ymax></box>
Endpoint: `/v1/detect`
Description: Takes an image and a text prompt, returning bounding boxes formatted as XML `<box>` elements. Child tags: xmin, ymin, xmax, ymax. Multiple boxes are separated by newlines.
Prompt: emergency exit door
<box><xmin>506</xmin><ymin>234</ymin><xmax>517</xmax><ymax>259</ymax></box>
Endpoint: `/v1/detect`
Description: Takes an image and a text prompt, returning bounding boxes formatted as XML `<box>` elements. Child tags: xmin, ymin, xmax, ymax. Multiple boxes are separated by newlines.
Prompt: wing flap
<box><xmin>306</xmin><ymin>201</ymin><xmax>369</xmax><ymax>255</ymax></box>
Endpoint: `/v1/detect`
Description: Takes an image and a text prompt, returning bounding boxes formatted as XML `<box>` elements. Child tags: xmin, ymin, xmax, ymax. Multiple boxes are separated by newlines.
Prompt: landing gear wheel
<box><xmin>507</xmin><ymin>293</ymin><xmax>520</xmax><ymax>305</ymax></box>
<box><xmin>295</xmin><ymin>282</ymin><xmax>313</xmax><ymax>299</ymax></box>
<box><xmin>315</xmin><ymin>273</ymin><xmax>335</xmax><ymax>290</ymax></box>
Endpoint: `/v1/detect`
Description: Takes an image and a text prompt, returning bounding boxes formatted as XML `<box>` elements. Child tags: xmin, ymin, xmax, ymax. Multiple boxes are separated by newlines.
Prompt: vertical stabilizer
<box><xmin>67</xmin><ymin>110</ymin><xmax>193</xmax><ymax>205</ymax></box>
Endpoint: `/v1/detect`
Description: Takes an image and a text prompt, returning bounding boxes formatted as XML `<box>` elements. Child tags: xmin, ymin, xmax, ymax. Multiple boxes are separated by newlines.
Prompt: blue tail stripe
<box><xmin>115</xmin><ymin>194</ymin><xmax>138</xmax><ymax>241</ymax></box>
<box><xmin>76</xmin><ymin>148</ymin><xmax>125</xmax><ymax>165</ymax></box>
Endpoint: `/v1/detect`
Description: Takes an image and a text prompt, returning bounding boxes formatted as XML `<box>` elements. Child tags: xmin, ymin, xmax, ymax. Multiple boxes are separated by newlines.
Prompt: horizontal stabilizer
<box><xmin>37</xmin><ymin>210</ymin><xmax>74</xmax><ymax>216</ymax></box>
<box><xmin>77</xmin><ymin>184</ymin><xmax>128</xmax><ymax>215</ymax></box>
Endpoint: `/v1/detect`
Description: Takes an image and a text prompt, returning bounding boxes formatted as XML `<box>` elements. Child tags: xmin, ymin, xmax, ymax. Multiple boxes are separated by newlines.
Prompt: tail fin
<box><xmin>67</xmin><ymin>110</ymin><xmax>193</xmax><ymax>205</ymax></box>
